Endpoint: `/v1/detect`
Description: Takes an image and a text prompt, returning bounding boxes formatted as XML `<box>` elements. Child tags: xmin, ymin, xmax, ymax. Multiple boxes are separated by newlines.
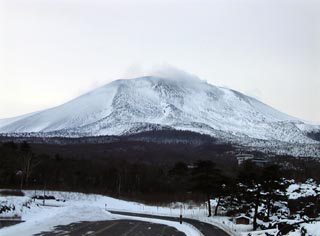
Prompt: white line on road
<box><xmin>120</xmin><ymin>222</ymin><xmax>141</xmax><ymax>236</ymax></box>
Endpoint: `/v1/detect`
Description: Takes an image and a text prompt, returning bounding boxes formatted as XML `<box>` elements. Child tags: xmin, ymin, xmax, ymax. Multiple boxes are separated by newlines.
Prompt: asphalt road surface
<box><xmin>34</xmin><ymin>220</ymin><xmax>186</xmax><ymax>236</ymax></box>
<box><xmin>110</xmin><ymin>211</ymin><xmax>231</xmax><ymax>236</ymax></box>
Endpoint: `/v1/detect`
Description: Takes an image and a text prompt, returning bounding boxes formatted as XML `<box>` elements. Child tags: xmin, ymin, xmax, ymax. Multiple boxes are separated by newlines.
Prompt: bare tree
<box><xmin>19</xmin><ymin>141</ymin><xmax>41</xmax><ymax>187</ymax></box>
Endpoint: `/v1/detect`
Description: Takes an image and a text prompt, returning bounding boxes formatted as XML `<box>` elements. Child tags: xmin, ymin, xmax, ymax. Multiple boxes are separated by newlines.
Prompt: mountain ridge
<box><xmin>0</xmin><ymin>75</ymin><xmax>319</xmax><ymax>157</ymax></box>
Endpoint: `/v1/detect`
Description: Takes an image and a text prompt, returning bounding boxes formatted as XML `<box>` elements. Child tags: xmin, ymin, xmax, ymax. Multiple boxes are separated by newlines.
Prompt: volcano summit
<box><xmin>0</xmin><ymin>75</ymin><xmax>319</xmax><ymax>157</ymax></box>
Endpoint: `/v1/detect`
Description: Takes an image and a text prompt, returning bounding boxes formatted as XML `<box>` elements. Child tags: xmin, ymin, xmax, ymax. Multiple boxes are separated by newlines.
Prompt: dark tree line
<box><xmin>0</xmin><ymin>141</ymin><xmax>236</xmax><ymax>200</ymax></box>
<box><xmin>0</xmin><ymin>141</ymin><xmax>40</xmax><ymax>189</ymax></box>
<box><xmin>168</xmin><ymin>160</ymin><xmax>288</xmax><ymax>230</ymax></box>
<box><xmin>169</xmin><ymin>160</ymin><xmax>231</xmax><ymax>217</ymax></box>
<box><xmin>0</xmin><ymin>141</ymin><xmax>319</xmax><ymax>228</ymax></box>
<box><xmin>237</xmin><ymin>162</ymin><xmax>286</xmax><ymax>229</ymax></box>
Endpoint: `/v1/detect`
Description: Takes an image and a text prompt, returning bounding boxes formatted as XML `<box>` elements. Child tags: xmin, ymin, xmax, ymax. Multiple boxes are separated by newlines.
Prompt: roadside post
<box><xmin>180</xmin><ymin>205</ymin><xmax>182</xmax><ymax>224</ymax></box>
<box><xmin>43</xmin><ymin>185</ymin><xmax>46</xmax><ymax>206</ymax></box>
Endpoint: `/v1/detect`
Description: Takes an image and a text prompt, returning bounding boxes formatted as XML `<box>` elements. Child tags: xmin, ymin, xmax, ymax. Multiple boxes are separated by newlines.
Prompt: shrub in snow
<box><xmin>0</xmin><ymin>204</ymin><xmax>15</xmax><ymax>214</ymax></box>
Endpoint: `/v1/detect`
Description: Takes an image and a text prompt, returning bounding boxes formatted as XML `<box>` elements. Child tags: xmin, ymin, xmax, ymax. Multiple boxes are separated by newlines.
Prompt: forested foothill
<box><xmin>0</xmin><ymin>138</ymin><xmax>320</xmax><ymax>231</ymax></box>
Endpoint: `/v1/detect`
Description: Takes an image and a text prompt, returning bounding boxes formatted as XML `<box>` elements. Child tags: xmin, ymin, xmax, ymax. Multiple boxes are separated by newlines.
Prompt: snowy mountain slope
<box><xmin>0</xmin><ymin>75</ymin><xmax>319</xmax><ymax>156</ymax></box>
<box><xmin>0</xmin><ymin>82</ymin><xmax>118</xmax><ymax>132</ymax></box>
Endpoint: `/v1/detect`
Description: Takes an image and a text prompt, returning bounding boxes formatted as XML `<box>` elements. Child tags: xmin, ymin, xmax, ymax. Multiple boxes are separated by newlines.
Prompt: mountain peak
<box><xmin>0</xmin><ymin>71</ymin><xmax>319</xmax><ymax>157</ymax></box>
<box><xmin>149</xmin><ymin>66</ymin><xmax>201</xmax><ymax>83</ymax></box>
<box><xmin>120</xmin><ymin>66</ymin><xmax>203</xmax><ymax>85</ymax></box>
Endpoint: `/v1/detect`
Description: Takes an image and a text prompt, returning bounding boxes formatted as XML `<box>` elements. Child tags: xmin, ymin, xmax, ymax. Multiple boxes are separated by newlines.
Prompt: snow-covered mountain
<box><xmin>0</xmin><ymin>75</ymin><xmax>319</xmax><ymax>156</ymax></box>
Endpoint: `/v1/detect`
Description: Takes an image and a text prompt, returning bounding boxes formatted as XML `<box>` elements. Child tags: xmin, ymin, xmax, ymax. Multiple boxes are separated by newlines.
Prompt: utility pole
<box><xmin>43</xmin><ymin>184</ymin><xmax>46</xmax><ymax>206</ymax></box>
<box><xmin>16</xmin><ymin>170</ymin><xmax>24</xmax><ymax>190</ymax></box>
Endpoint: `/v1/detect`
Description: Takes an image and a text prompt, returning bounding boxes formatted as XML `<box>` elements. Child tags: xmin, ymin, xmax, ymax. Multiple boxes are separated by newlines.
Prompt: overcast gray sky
<box><xmin>1</xmin><ymin>0</ymin><xmax>319</xmax><ymax>122</ymax></box>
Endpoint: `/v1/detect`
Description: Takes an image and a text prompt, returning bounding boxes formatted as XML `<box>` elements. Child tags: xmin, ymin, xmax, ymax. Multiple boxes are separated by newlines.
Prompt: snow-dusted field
<box><xmin>0</xmin><ymin>187</ymin><xmax>319</xmax><ymax>236</ymax></box>
<box><xmin>0</xmin><ymin>190</ymin><xmax>204</xmax><ymax>236</ymax></box>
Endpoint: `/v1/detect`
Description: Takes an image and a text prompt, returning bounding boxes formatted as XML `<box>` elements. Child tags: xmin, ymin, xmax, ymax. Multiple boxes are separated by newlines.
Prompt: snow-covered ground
<box><xmin>287</xmin><ymin>179</ymin><xmax>320</xmax><ymax>200</ymax></box>
<box><xmin>1</xmin><ymin>187</ymin><xmax>320</xmax><ymax>236</ymax></box>
<box><xmin>0</xmin><ymin>190</ymin><xmax>203</xmax><ymax>236</ymax></box>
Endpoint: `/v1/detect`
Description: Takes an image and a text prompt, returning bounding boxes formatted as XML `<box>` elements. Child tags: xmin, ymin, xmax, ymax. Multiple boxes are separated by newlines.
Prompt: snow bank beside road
<box><xmin>0</xmin><ymin>202</ymin><xmax>114</xmax><ymax>236</ymax></box>
<box><xmin>0</xmin><ymin>190</ymin><xmax>202</xmax><ymax>236</ymax></box>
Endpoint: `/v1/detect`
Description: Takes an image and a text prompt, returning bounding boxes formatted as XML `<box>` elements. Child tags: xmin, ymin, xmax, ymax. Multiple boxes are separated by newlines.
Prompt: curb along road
<box><xmin>109</xmin><ymin>210</ymin><xmax>232</xmax><ymax>236</ymax></box>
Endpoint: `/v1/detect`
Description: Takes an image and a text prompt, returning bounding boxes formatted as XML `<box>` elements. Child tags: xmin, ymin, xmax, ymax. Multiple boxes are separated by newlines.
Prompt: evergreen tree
<box><xmin>261</xmin><ymin>164</ymin><xmax>286</xmax><ymax>220</ymax></box>
<box><xmin>190</xmin><ymin>160</ymin><xmax>223</xmax><ymax>217</ymax></box>
<box><xmin>238</xmin><ymin>161</ymin><xmax>261</xmax><ymax>230</ymax></box>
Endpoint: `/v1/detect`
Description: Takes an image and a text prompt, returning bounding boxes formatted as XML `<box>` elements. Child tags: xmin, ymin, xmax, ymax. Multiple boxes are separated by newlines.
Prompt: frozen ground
<box><xmin>0</xmin><ymin>189</ymin><xmax>319</xmax><ymax>236</ymax></box>
<box><xmin>0</xmin><ymin>190</ymin><xmax>203</xmax><ymax>236</ymax></box>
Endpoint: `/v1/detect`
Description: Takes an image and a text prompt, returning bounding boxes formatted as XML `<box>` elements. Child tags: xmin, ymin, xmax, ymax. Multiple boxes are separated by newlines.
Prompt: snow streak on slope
<box><xmin>0</xmin><ymin>83</ymin><xmax>118</xmax><ymax>132</ymax></box>
<box><xmin>0</xmin><ymin>75</ymin><xmax>319</xmax><ymax>156</ymax></box>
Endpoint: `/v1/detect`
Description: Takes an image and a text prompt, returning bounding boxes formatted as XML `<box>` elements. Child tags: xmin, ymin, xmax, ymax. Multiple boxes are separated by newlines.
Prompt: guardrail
<box><xmin>107</xmin><ymin>207</ymin><xmax>240</xmax><ymax>236</ymax></box>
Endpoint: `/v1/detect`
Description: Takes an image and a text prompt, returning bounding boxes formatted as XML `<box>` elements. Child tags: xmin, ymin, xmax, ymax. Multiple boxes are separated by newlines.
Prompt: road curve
<box><xmin>34</xmin><ymin>219</ymin><xmax>186</xmax><ymax>236</ymax></box>
<box><xmin>110</xmin><ymin>210</ymin><xmax>231</xmax><ymax>236</ymax></box>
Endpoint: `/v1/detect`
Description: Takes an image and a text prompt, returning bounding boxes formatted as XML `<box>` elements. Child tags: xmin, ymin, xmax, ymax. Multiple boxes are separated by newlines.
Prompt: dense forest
<box><xmin>1</xmin><ymin>140</ymin><xmax>320</xmax><ymax>202</ymax></box>
<box><xmin>1</xmin><ymin>140</ymin><xmax>320</xmax><ymax>230</ymax></box>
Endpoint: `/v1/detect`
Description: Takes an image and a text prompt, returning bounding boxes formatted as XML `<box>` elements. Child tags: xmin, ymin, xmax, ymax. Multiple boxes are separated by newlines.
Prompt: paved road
<box><xmin>34</xmin><ymin>220</ymin><xmax>186</xmax><ymax>236</ymax></box>
<box><xmin>110</xmin><ymin>211</ymin><xmax>231</xmax><ymax>236</ymax></box>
